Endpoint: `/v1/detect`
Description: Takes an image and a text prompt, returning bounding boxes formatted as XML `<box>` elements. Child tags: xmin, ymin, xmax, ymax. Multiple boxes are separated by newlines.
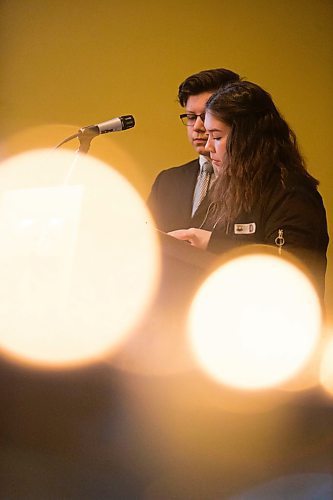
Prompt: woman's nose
<box><xmin>205</xmin><ymin>136</ymin><xmax>214</xmax><ymax>152</ymax></box>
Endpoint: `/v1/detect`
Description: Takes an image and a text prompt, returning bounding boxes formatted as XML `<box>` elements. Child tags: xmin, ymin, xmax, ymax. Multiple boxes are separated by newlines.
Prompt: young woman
<box><xmin>168</xmin><ymin>81</ymin><xmax>329</xmax><ymax>296</ymax></box>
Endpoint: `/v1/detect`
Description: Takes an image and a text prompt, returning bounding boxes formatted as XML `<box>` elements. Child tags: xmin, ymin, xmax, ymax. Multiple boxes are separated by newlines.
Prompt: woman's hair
<box><xmin>205</xmin><ymin>80</ymin><xmax>318</xmax><ymax>225</ymax></box>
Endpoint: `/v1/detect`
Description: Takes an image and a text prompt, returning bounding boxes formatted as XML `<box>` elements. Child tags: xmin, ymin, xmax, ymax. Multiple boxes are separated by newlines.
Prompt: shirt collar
<box><xmin>199</xmin><ymin>155</ymin><xmax>212</xmax><ymax>172</ymax></box>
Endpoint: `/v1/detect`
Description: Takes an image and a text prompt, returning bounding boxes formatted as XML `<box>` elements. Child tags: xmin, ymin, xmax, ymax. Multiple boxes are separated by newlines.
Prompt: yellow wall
<box><xmin>1</xmin><ymin>0</ymin><xmax>332</xmax><ymax>318</ymax></box>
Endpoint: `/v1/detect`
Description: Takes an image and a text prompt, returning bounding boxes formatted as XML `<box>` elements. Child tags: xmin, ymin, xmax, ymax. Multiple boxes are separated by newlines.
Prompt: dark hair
<box><xmin>177</xmin><ymin>68</ymin><xmax>240</xmax><ymax>107</ymax></box>
<box><xmin>205</xmin><ymin>80</ymin><xmax>319</xmax><ymax>224</ymax></box>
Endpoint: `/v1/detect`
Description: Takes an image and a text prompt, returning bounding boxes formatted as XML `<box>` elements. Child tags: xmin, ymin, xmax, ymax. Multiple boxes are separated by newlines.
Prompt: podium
<box><xmin>0</xmin><ymin>230</ymin><xmax>332</xmax><ymax>498</ymax></box>
<box><xmin>110</xmin><ymin>230</ymin><xmax>219</xmax><ymax>376</ymax></box>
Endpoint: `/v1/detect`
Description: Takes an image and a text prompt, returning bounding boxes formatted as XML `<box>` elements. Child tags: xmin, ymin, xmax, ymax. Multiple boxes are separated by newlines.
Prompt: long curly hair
<box><xmin>205</xmin><ymin>81</ymin><xmax>318</xmax><ymax>225</ymax></box>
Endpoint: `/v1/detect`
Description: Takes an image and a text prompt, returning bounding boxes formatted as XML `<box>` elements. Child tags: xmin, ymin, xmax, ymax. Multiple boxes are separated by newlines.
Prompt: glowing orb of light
<box><xmin>0</xmin><ymin>148</ymin><xmax>160</xmax><ymax>368</ymax></box>
<box><xmin>319</xmin><ymin>333</ymin><xmax>333</xmax><ymax>396</ymax></box>
<box><xmin>188</xmin><ymin>248</ymin><xmax>322</xmax><ymax>390</ymax></box>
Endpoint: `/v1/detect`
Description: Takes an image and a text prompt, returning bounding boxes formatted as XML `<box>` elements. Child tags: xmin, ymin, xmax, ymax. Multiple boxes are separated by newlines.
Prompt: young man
<box><xmin>147</xmin><ymin>68</ymin><xmax>240</xmax><ymax>232</ymax></box>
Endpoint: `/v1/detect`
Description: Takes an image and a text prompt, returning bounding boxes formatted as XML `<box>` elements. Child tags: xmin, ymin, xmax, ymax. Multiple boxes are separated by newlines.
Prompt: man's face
<box><xmin>184</xmin><ymin>92</ymin><xmax>213</xmax><ymax>156</ymax></box>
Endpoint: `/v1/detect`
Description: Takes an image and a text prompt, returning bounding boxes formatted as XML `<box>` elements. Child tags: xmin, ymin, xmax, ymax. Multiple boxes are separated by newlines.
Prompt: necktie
<box><xmin>192</xmin><ymin>162</ymin><xmax>213</xmax><ymax>216</ymax></box>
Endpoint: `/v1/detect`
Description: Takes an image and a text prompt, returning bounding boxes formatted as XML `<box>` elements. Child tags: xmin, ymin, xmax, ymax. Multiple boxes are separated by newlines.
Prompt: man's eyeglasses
<box><xmin>180</xmin><ymin>113</ymin><xmax>205</xmax><ymax>126</ymax></box>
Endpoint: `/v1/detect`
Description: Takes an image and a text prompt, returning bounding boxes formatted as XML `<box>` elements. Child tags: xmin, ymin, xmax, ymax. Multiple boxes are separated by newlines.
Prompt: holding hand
<box><xmin>167</xmin><ymin>228</ymin><xmax>212</xmax><ymax>250</ymax></box>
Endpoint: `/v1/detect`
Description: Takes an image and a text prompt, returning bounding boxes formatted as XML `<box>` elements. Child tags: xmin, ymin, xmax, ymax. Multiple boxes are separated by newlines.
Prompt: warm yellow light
<box><xmin>0</xmin><ymin>148</ymin><xmax>160</xmax><ymax>368</ymax></box>
<box><xmin>319</xmin><ymin>333</ymin><xmax>333</xmax><ymax>396</ymax></box>
<box><xmin>188</xmin><ymin>249</ymin><xmax>322</xmax><ymax>390</ymax></box>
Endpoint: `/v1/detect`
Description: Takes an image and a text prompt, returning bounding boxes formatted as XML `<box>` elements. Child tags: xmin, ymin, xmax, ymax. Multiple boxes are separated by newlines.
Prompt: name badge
<box><xmin>234</xmin><ymin>222</ymin><xmax>256</xmax><ymax>235</ymax></box>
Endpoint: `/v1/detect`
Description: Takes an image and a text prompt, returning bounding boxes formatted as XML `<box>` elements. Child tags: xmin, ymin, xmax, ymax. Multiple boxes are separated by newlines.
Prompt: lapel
<box><xmin>190</xmin><ymin>193</ymin><xmax>213</xmax><ymax>228</ymax></box>
<box><xmin>177</xmin><ymin>159</ymin><xmax>200</xmax><ymax>224</ymax></box>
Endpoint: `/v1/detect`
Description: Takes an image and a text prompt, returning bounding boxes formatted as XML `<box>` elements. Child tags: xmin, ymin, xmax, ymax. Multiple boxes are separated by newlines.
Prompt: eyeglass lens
<box><xmin>180</xmin><ymin>113</ymin><xmax>205</xmax><ymax>126</ymax></box>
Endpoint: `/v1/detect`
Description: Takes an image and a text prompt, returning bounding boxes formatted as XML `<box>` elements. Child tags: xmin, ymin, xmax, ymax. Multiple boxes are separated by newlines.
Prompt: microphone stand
<box><xmin>77</xmin><ymin>129</ymin><xmax>99</xmax><ymax>154</ymax></box>
<box><xmin>55</xmin><ymin>129</ymin><xmax>98</xmax><ymax>155</ymax></box>
<box><xmin>55</xmin><ymin>130</ymin><xmax>98</xmax><ymax>185</ymax></box>
<box><xmin>55</xmin><ymin>114</ymin><xmax>134</xmax><ymax>183</ymax></box>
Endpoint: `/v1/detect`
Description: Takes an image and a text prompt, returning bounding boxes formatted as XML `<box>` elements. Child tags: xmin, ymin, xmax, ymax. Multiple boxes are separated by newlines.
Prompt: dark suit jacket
<box><xmin>207</xmin><ymin>172</ymin><xmax>329</xmax><ymax>298</ymax></box>
<box><xmin>147</xmin><ymin>159</ymin><xmax>208</xmax><ymax>232</ymax></box>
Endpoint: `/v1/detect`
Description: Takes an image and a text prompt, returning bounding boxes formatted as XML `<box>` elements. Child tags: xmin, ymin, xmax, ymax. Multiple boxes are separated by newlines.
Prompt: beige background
<box><xmin>1</xmin><ymin>0</ymin><xmax>332</xmax><ymax>320</ymax></box>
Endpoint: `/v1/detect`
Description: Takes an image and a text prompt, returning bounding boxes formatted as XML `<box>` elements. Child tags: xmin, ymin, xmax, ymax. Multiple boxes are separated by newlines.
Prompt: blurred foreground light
<box><xmin>188</xmin><ymin>247</ymin><xmax>322</xmax><ymax>390</ymax></box>
<box><xmin>319</xmin><ymin>333</ymin><xmax>333</xmax><ymax>396</ymax></box>
<box><xmin>0</xmin><ymin>123</ymin><xmax>150</xmax><ymax>199</ymax></box>
<box><xmin>0</xmin><ymin>149</ymin><xmax>160</xmax><ymax>368</ymax></box>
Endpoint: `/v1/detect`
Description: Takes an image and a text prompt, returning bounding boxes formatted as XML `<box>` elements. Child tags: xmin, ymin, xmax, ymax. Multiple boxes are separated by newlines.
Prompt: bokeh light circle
<box><xmin>319</xmin><ymin>333</ymin><xmax>333</xmax><ymax>396</ymax></box>
<box><xmin>188</xmin><ymin>248</ymin><xmax>322</xmax><ymax>390</ymax></box>
<box><xmin>0</xmin><ymin>148</ymin><xmax>160</xmax><ymax>368</ymax></box>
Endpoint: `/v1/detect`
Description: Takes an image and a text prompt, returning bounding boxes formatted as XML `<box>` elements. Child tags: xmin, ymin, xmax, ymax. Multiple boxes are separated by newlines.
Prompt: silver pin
<box><xmin>275</xmin><ymin>229</ymin><xmax>285</xmax><ymax>255</ymax></box>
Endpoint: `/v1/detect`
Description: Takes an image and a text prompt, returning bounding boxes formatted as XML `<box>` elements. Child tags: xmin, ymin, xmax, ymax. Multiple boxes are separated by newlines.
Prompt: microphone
<box><xmin>79</xmin><ymin>115</ymin><xmax>135</xmax><ymax>136</ymax></box>
<box><xmin>55</xmin><ymin>115</ymin><xmax>135</xmax><ymax>152</ymax></box>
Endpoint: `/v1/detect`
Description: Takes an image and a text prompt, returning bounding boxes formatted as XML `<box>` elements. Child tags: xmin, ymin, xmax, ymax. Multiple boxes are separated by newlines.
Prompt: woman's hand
<box><xmin>167</xmin><ymin>228</ymin><xmax>212</xmax><ymax>250</ymax></box>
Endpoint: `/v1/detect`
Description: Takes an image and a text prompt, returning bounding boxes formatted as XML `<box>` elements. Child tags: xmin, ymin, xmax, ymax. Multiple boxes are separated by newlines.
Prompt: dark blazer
<box><xmin>206</xmin><ymin>172</ymin><xmax>329</xmax><ymax>297</ymax></box>
<box><xmin>147</xmin><ymin>159</ymin><xmax>206</xmax><ymax>232</ymax></box>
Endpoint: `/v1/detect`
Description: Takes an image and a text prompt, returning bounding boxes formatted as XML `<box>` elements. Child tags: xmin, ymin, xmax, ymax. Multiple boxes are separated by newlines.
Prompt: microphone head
<box><xmin>120</xmin><ymin>115</ymin><xmax>135</xmax><ymax>130</ymax></box>
<box><xmin>79</xmin><ymin>115</ymin><xmax>135</xmax><ymax>136</ymax></box>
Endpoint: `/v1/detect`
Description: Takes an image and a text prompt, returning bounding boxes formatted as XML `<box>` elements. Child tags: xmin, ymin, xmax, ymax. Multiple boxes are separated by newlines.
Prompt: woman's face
<box><xmin>204</xmin><ymin>111</ymin><xmax>231</xmax><ymax>173</ymax></box>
